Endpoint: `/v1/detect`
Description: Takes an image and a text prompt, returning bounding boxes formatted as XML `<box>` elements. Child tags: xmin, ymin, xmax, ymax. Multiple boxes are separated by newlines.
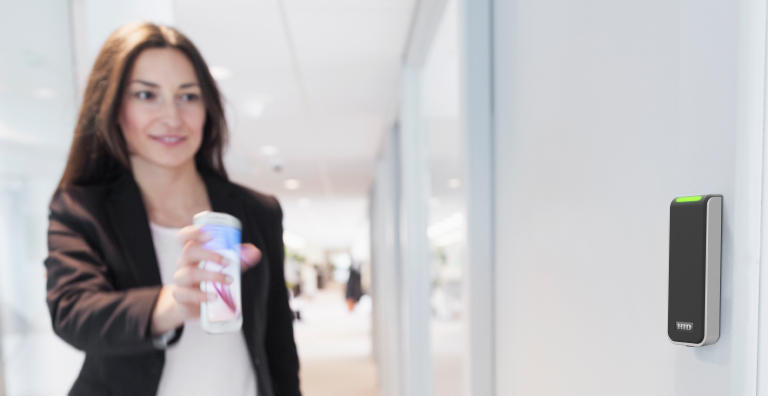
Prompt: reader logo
<box><xmin>676</xmin><ymin>321</ymin><xmax>693</xmax><ymax>332</ymax></box>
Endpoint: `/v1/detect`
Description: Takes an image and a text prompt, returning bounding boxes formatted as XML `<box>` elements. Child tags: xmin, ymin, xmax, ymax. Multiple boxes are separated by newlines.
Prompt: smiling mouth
<box><xmin>151</xmin><ymin>135</ymin><xmax>186</xmax><ymax>144</ymax></box>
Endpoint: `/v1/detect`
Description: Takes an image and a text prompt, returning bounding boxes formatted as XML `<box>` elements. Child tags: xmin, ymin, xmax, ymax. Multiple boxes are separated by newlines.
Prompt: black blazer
<box><xmin>45</xmin><ymin>168</ymin><xmax>301</xmax><ymax>396</ymax></box>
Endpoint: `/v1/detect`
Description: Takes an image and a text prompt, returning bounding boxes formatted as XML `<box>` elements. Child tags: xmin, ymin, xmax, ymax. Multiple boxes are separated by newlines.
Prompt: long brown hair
<box><xmin>58</xmin><ymin>22</ymin><xmax>228</xmax><ymax>188</ymax></box>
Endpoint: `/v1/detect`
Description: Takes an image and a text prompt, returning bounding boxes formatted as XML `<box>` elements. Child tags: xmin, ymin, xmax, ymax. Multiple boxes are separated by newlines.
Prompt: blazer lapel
<box><xmin>202</xmin><ymin>170</ymin><xmax>239</xmax><ymax>220</ymax></box>
<box><xmin>105</xmin><ymin>171</ymin><xmax>162</xmax><ymax>287</ymax></box>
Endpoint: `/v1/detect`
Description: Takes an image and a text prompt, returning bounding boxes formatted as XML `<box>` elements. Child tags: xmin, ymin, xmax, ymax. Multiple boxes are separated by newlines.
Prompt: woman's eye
<box><xmin>181</xmin><ymin>93</ymin><xmax>200</xmax><ymax>101</ymax></box>
<box><xmin>135</xmin><ymin>91</ymin><xmax>155</xmax><ymax>100</ymax></box>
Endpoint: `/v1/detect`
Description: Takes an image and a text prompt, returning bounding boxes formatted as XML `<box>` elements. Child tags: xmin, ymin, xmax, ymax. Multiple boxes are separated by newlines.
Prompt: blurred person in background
<box><xmin>345</xmin><ymin>262</ymin><xmax>362</xmax><ymax>311</ymax></box>
<box><xmin>44</xmin><ymin>23</ymin><xmax>300</xmax><ymax>396</ymax></box>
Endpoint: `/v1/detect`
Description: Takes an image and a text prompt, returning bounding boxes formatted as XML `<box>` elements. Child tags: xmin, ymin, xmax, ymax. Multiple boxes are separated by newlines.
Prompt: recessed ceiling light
<box><xmin>32</xmin><ymin>88</ymin><xmax>57</xmax><ymax>99</ymax></box>
<box><xmin>243</xmin><ymin>101</ymin><xmax>265</xmax><ymax>118</ymax></box>
<box><xmin>209</xmin><ymin>66</ymin><xmax>232</xmax><ymax>81</ymax></box>
<box><xmin>298</xmin><ymin>198</ymin><xmax>311</xmax><ymax>208</ymax></box>
<box><xmin>242</xmin><ymin>94</ymin><xmax>273</xmax><ymax>119</ymax></box>
<box><xmin>259</xmin><ymin>145</ymin><xmax>279</xmax><ymax>156</ymax></box>
<box><xmin>284</xmin><ymin>179</ymin><xmax>301</xmax><ymax>190</ymax></box>
<box><xmin>448</xmin><ymin>178</ymin><xmax>461</xmax><ymax>189</ymax></box>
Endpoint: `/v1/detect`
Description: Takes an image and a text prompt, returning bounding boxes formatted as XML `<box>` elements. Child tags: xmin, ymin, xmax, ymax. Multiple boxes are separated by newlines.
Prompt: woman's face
<box><xmin>118</xmin><ymin>48</ymin><xmax>206</xmax><ymax>171</ymax></box>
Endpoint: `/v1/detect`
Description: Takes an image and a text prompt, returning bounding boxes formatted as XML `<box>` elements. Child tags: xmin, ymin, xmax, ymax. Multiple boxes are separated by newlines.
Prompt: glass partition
<box><xmin>422</xmin><ymin>1</ymin><xmax>465</xmax><ymax>394</ymax></box>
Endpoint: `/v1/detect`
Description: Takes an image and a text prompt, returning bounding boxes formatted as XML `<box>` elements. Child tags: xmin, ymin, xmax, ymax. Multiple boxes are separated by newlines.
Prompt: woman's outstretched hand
<box><xmin>150</xmin><ymin>225</ymin><xmax>262</xmax><ymax>336</ymax></box>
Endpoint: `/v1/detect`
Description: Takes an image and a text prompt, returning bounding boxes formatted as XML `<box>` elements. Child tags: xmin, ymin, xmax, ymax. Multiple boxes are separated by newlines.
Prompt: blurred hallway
<box><xmin>293</xmin><ymin>285</ymin><xmax>378</xmax><ymax>396</ymax></box>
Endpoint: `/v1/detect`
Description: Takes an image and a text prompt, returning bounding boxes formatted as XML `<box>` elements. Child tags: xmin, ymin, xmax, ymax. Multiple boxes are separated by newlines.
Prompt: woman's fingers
<box><xmin>172</xmin><ymin>286</ymin><xmax>217</xmax><ymax>304</ymax></box>
<box><xmin>176</xmin><ymin>225</ymin><xmax>210</xmax><ymax>244</ymax></box>
<box><xmin>176</xmin><ymin>226</ymin><xmax>225</xmax><ymax>270</ymax></box>
<box><xmin>240</xmin><ymin>243</ymin><xmax>262</xmax><ymax>272</ymax></box>
<box><xmin>178</xmin><ymin>242</ymin><xmax>226</xmax><ymax>268</ymax></box>
<box><xmin>174</xmin><ymin>266</ymin><xmax>232</xmax><ymax>287</ymax></box>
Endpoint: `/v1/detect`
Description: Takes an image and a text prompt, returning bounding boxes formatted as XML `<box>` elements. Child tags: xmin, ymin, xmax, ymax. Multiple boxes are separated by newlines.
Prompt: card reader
<box><xmin>668</xmin><ymin>194</ymin><xmax>722</xmax><ymax>346</ymax></box>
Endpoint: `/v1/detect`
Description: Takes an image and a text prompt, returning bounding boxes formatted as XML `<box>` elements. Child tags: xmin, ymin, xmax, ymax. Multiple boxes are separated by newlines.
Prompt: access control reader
<box><xmin>668</xmin><ymin>194</ymin><xmax>722</xmax><ymax>346</ymax></box>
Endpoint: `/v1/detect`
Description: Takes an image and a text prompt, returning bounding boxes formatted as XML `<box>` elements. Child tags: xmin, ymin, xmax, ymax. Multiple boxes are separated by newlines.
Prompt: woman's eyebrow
<box><xmin>129</xmin><ymin>79</ymin><xmax>158</xmax><ymax>87</ymax></box>
<box><xmin>128</xmin><ymin>80</ymin><xmax>198</xmax><ymax>88</ymax></box>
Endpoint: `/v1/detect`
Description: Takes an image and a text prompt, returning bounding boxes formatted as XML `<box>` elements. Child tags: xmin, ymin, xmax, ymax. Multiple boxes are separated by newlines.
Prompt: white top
<box><xmin>150</xmin><ymin>222</ymin><xmax>257</xmax><ymax>396</ymax></box>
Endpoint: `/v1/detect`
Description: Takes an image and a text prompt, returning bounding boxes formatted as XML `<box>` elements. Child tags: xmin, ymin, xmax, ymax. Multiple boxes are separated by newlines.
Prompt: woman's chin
<box><xmin>132</xmin><ymin>154</ymin><xmax>197</xmax><ymax>173</ymax></box>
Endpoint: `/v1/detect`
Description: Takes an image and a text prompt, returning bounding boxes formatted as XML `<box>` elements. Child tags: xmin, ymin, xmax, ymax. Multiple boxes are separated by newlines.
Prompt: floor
<box><xmin>293</xmin><ymin>284</ymin><xmax>463</xmax><ymax>396</ymax></box>
<box><xmin>293</xmin><ymin>285</ymin><xmax>379</xmax><ymax>396</ymax></box>
<box><xmin>300</xmin><ymin>358</ymin><xmax>379</xmax><ymax>396</ymax></box>
<box><xmin>431</xmin><ymin>320</ymin><xmax>463</xmax><ymax>396</ymax></box>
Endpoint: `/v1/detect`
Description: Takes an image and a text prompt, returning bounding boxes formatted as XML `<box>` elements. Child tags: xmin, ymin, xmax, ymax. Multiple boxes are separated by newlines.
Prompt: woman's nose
<box><xmin>160</xmin><ymin>99</ymin><xmax>182</xmax><ymax>128</ymax></box>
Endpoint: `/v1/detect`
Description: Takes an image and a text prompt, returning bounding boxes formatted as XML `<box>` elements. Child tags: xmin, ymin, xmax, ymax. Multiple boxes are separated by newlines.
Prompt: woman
<box><xmin>44</xmin><ymin>23</ymin><xmax>300</xmax><ymax>396</ymax></box>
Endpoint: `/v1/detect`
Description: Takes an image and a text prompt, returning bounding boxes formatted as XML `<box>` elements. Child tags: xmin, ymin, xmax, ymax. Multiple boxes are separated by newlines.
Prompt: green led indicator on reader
<box><xmin>676</xmin><ymin>196</ymin><xmax>703</xmax><ymax>203</ymax></box>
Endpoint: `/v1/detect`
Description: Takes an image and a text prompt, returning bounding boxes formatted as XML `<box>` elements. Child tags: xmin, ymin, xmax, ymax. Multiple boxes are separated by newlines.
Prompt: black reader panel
<box><xmin>668</xmin><ymin>194</ymin><xmax>722</xmax><ymax>346</ymax></box>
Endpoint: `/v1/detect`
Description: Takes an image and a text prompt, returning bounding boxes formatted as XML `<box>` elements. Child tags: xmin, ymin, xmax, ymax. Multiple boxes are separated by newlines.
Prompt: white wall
<box><xmin>492</xmin><ymin>0</ymin><xmax>766</xmax><ymax>394</ymax></box>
